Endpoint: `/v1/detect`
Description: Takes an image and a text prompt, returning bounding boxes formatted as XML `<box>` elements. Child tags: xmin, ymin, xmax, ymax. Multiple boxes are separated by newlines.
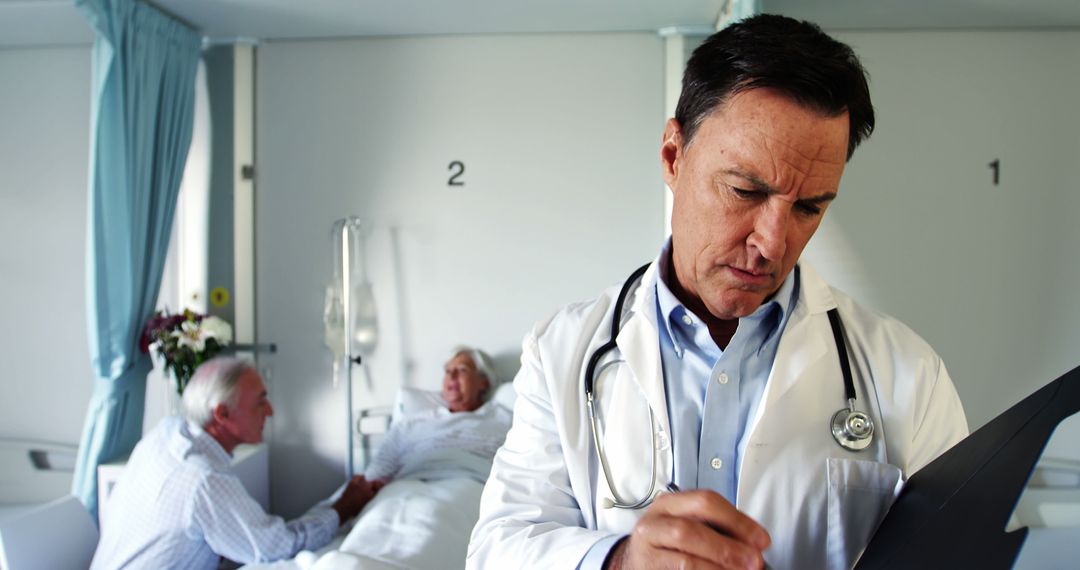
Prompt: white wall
<box><xmin>0</xmin><ymin>46</ymin><xmax>94</xmax><ymax>445</ymax></box>
<box><xmin>256</xmin><ymin>32</ymin><xmax>665</xmax><ymax>516</ymax></box>
<box><xmin>805</xmin><ymin>29</ymin><xmax>1080</xmax><ymax>457</ymax></box>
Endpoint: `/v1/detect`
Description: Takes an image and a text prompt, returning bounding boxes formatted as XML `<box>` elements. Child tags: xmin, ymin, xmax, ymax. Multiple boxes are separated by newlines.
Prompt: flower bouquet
<box><xmin>140</xmin><ymin>309</ymin><xmax>233</xmax><ymax>395</ymax></box>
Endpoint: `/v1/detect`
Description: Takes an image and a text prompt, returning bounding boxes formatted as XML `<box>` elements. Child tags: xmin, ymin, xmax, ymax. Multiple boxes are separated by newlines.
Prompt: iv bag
<box><xmin>350</xmin><ymin>280</ymin><xmax>379</xmax><ymax>356</ymax></box>
<box><xmin>322</xmin><ymin>282</ymin><xmax>346</xmax><ymax>361</ymax></box>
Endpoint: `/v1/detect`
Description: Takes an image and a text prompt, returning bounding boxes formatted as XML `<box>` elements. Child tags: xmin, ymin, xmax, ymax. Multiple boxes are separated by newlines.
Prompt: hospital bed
<box><xmin>0</xmin><ymin>439</ymin><xmax>98</xmax><ymax>569</ymax></box>
<box><xmin>242</xmin><ymin>382</ymin><xmax>516</xmax><ymax>570</ymax></box>
<box><xmin>0</xmin><ymin>438</ymin><xmax>77</xmax><ymax>512</ymax></box>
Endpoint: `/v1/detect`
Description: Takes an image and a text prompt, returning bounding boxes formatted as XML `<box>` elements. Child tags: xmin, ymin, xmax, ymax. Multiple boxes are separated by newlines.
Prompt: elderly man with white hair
<box><xmin>91</xmin><ymin>357</ymin><xmax>382</xmax><ymax>570</ymax></box>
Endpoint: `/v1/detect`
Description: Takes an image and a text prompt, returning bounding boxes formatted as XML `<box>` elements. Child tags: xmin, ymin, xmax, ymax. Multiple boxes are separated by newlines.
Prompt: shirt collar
<box><xmin>177</xmin><ymin>416</ymin><xmax>233</xmax><ymax>466</ymax></box>
<box><xmin>654</xmin><ymin>238</ymin><xmax>799</xmax><ymax>352</ymax></box>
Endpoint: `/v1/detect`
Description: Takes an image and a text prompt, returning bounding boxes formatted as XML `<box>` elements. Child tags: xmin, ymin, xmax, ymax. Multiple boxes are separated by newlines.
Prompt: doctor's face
<box><xmin>442</xmin><ymin>353</ymin><xmax>489</xmax><ymax>413</ymax></box>
<box><xmin>662</xmin><ymin>88</ymin><xmax>850</xmax><ymax>320</ymax></box>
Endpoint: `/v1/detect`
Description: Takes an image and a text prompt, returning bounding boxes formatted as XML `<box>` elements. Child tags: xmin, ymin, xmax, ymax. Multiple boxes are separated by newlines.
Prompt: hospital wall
<box><xmin>0</xmin><ymin>46</ymin><xmax>94</xmax><ymax>444</ymax></box>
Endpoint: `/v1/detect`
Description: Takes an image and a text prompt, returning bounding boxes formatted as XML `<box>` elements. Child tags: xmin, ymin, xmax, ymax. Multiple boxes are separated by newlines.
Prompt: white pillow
<box><xmin>389</xmin><ymin>383</ymin><xmax>517</xmax><ymax>424</ymax></box>
<box><xmin>390</xmin><ymin>387</ymin><xmax>444</xmax><ymax>425</ymax></box>
<box><xmin>491</xmin><ymin>382</ymin><xmax>517</xmax><ymax>412</ymax></box>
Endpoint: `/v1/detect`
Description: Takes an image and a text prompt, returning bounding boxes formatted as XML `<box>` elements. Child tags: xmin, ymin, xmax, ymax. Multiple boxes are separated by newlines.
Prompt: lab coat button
<box><xmin>717</xmin><ymin>373</ymin><xmax>729</xmax><ymax>385</ymax></box>
<box><xmin>655</xmin><ymin>431</ymin><xmax>669</xmax><ymax>450</ymax></box>
<box><xmin>710</xmin><ymin>457</ymin><xmax>723</xmax><ymax>470</ymax></box>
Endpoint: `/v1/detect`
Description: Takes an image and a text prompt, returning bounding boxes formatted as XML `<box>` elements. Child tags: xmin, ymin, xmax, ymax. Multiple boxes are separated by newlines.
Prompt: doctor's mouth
<box><xmin>723</xmin><ymin>265</ymin><xmax>776</xmax><ymax>287</ymax></box>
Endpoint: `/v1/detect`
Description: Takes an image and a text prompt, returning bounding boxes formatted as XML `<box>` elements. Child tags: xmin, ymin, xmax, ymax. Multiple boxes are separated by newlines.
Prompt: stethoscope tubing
<box><xmin>826</xmin><ymin>308</ymin><xmax>857</xmax><ymax>404</ymax></box>
<box><xmin>583</xmin><ymin>262</ymin><xmax>650</xmax><ymax>397</ymax></box>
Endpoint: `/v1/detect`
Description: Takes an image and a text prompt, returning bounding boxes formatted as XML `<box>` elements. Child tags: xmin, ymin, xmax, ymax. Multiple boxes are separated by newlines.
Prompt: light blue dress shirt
<box><xmin>579</xmin><ymin>243</ymin><xmax>798</xmax><ymax>569</ymax></box>
<box><xmin>656</xmin><ymin>245</ymin><xmax>797</xmax><ymax>497</ymax></box>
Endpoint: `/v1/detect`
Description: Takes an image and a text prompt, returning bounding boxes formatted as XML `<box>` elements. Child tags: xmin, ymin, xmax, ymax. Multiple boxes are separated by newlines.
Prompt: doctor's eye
<box><xmin>795</xmin><ymin>202</ymin><xmax>823</xmax><ymax>217</ymax></box>
<box><xmin>731</xmin><ymin>187</ymin><xmax>759</xmax><ymax>199</ymax></box>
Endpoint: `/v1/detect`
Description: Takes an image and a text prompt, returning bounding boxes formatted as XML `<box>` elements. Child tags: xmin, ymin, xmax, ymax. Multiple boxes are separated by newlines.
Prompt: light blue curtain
<box><xmin>71</xmin><ymin>0</ymin><xmax>201</xmax><ymax>520</ymax></box>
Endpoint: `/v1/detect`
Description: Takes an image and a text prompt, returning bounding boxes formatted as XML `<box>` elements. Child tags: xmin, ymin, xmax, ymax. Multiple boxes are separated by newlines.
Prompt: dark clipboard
<box><xmin>855</xmin><ymin>363</ymin><xmax>1080</xmax><ymax>569</ymax></box>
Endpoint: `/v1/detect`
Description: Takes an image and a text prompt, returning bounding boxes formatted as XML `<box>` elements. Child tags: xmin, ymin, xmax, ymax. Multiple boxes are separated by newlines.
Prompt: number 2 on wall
<box><xmin>448</xmin><ymin>161</ymin><xmax>465</xmax><ymax>187</ymax></box>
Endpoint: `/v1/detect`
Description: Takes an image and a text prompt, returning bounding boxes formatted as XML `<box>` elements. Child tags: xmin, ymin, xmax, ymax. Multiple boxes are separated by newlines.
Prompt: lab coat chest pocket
<box><xmin>825</xmin><ymin>458</ymin><xmax>903</xmax><ymax>570</ymax></box>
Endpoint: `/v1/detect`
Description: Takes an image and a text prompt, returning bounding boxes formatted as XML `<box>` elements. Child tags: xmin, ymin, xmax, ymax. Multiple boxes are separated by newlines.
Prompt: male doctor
<box><xmin>468</xmin><ymin>14</ymin><xmax>968</xmax><ymax>570</ymax></box>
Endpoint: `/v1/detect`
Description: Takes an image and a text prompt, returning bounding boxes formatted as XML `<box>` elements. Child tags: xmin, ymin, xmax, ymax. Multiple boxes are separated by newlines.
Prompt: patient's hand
<box><xmin>332</xmin><ymin>475</ymin><xmax>384</xmax><ymax>523</ymax></box>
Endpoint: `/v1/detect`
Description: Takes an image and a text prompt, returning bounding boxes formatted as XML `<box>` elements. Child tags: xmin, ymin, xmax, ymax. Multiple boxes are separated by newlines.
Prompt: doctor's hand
<box><xmin>331</xmin><ymin>475</ymin><xmax>386</xmax><ymax>523</ymax></box>
<box><xmin>604</xmin><ymin>490</ymin><xmax>771</xmax><ymax>570</ymax></box>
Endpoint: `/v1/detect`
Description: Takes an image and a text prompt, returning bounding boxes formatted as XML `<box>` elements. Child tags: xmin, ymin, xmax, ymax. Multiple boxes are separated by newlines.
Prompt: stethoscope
<box><xmin>585</xmin><ymin>263</ymin><xmax>875</xmax><ymax>510</ymax></box>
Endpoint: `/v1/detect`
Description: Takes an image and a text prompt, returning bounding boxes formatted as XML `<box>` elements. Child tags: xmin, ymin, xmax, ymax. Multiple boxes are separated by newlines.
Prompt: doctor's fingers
<box><xmin>649</xmin><ymin>490</ymin><xmax>771</xmax><ymax>551</ymax></box>
<box><xmin>623</xmin><ymin>515</ymin><xmax>766</xmax><ymax>570</ymax></box>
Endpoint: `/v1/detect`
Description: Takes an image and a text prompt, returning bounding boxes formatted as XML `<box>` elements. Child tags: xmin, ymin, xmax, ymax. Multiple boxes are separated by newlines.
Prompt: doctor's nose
<box><xmin>747</xmin><ymin>208</ymin><xmax>788</xmax><ymax>262</ymax></box>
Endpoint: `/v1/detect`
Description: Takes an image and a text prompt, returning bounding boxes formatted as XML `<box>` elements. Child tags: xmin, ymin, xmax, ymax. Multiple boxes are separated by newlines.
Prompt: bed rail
<box><xmin>0</xmin><ymin>439</ymin><xmax>78</xmax><ymax>505</ymax></box>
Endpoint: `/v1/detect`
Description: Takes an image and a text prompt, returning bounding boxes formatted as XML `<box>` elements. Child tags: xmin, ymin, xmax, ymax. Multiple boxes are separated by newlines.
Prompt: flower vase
<box><xmin>169</xmin><ymin>372</ymin><xmax>185</xmax><ymax>416</ymax></box>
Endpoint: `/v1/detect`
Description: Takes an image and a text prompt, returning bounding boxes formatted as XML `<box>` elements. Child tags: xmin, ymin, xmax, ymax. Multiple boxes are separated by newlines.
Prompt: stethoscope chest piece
<box><xmin>831</xmin><ymin>403</ymin><xmax>874</xmax><ymax>451</ymax></box>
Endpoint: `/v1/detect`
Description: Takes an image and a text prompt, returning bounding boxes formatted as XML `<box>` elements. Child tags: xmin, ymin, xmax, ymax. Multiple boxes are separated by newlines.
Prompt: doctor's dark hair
<box><xmin>675</xmin><ymin>14</ymin><xmax>875</xmax><ymax>160</ymax></box>
<box><xmin>182</xmin><ymin>357</ymin><xmax>256</xmax><ymax>427</ymax></box>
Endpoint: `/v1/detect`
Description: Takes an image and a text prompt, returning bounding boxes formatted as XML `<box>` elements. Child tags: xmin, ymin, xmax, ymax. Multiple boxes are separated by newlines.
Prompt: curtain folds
<box><xmin>71</xmin><ymin>0</ymin><xmax>201</xmax><ymax>520</ymax></box>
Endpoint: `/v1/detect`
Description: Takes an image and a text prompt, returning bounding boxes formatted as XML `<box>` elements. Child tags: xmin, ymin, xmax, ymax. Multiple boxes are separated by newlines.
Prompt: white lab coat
<box><xmin>467</xmin><ymin>262</ymin><xmax>968</xmax><ymax>570</ymax></box>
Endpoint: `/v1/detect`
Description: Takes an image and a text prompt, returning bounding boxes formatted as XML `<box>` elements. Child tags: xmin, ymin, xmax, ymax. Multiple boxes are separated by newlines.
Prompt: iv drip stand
<box><xmin>341</xmin><ymin>224</ymin><xmax>355</xmax><ymax>478</ymax></box>
<box><xmin>334</xmin><ymin>217</ymin><xmax>377</xmax><ymax>478</ymax></box>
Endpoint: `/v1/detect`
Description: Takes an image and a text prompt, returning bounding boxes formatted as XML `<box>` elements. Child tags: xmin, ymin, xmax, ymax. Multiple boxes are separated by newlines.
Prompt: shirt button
<box><xmin>717</xmin><ymin>373</ymin><xmax>729</xmax><ymax>385</ymax></box>
<box><xmin>681</xmin><ymin>314</ymin><xmax>693</xmax><ymax>326</ymax></box>
<box><xmin>711</xmin><ymin>457</ymin><xmax>723</xmax><ymax>470</ymax></box>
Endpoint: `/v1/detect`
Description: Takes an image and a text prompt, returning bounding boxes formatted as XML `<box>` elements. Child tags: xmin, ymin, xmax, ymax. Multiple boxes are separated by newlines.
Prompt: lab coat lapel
<box><xmin>751</xmin><ymin>264</ymin><xmax>836</xmax><ymax>425</ymax></box>
<box><xmin>591</xmin><ymin>263</ymin><xmax>672</xmax><ymax>529</ymax></box>
<box><xmin>614</xmin><ymin>264</ymin><xmax>670</xmax><ymax>447</ymax></box>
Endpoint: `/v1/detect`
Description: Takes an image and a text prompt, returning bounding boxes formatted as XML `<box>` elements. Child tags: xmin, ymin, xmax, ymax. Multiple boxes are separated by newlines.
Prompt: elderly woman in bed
<box><xmin>363</xmin><ymin>347</ymin><xmax>512</xmax><ymax>483</ymax></box>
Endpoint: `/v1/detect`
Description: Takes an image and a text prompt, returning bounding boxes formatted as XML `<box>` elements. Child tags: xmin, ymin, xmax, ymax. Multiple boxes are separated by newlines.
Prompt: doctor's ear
<box><xmin>660</xmin><ymin>118</ymin><xmax>684</xmax><ymax>186</ymax></box>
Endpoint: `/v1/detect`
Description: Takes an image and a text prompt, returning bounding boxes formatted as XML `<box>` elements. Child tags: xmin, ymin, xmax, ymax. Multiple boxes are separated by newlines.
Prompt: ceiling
<box><xmin>2</xmin><ymin>0</ymin><xmax>1079</xmax><ymax>47</ymax></box>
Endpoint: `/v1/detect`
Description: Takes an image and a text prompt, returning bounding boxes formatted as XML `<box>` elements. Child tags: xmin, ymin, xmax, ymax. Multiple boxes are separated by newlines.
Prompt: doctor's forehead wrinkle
<box><xmin>718</xmin><ymin>168</ymin><xmax>839</xmax><ymax>204</ymax></box>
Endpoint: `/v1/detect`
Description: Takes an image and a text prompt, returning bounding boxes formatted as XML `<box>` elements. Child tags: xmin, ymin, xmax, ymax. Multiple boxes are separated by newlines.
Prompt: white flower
<box><xmin>200</xmin><ymin>316</ymin><xmax>233</xmax><ymax>345</ymax></box>
<box><xmin>172</xmin><ymin>320</ymin><xmax>207</xmax><ymax>352</ymax></box>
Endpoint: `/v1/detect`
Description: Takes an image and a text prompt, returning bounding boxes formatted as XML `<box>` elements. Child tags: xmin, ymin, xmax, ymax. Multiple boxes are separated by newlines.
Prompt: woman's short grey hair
<box><xmin>181</xmin><ymin>356</ymin><xmax>256</xmax><ymax>427</ymax></box>
<box><xmin>451</xmin><ymin>345</ymin><xmax>497</xmax><ymax>386</ymax></box>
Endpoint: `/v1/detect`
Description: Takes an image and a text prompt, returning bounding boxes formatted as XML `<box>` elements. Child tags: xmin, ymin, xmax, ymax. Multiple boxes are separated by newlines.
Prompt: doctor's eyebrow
<box><xmin>721</xmin><ymin>168</ymin><xmax>837</xmax><ymax>204</ymax></box>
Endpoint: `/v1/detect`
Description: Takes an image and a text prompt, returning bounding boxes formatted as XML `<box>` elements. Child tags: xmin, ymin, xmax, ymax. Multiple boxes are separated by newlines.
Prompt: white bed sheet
<box><xmin>243</xmin><ymin>477</ymin><xmax>483</xmax><ymax>570</ymax></box>
<box><xmin>244</xmin><ymin>388</ymin><xmax>514</xmax><ymax>570</ymax></box>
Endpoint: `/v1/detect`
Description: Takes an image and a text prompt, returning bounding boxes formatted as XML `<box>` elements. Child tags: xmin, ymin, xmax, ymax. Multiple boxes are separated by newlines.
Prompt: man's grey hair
<box><xmin>181</xmin><ymin>356</ymin><xmax>257</xmax><ymax>427</ymax></box>
<box><xmin>451</xmin><ymin>345</ymin><xmax>497</xmax><ymax>386</ymax></box>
